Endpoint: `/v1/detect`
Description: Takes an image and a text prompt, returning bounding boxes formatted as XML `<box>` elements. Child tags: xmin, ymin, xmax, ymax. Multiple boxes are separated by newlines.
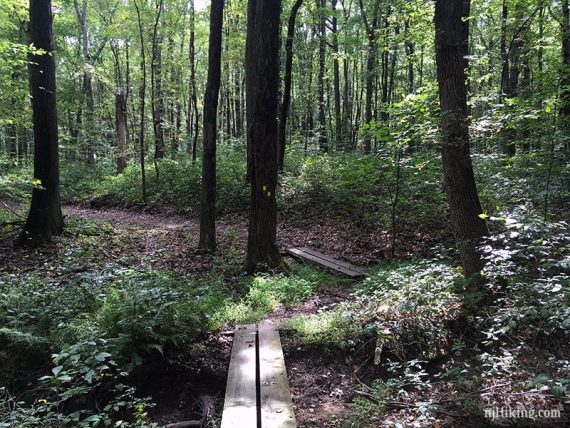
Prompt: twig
<box><xmin>2</xmin><ymin>202</ymin><xmax>24</xmax><ymax>219</ymax></box>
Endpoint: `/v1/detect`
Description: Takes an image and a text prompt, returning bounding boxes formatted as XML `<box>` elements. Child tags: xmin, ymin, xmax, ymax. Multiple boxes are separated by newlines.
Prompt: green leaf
<box><xmin>52</xmin><ymin>366</ymin><xmax>63</xmax><ymax>376</ymax></box>
<box><xmin>531</xmin><ymin>374</ymin><xmax>550</xmax><ymax>385</ymax></box>
<box><xmin>94</xmin><ymin>352</ymin><xmax>112</xmax><ymax>362</ymax></box>
<box><xmin>478</xmin><ymin>213</ymin><xmax>489</xmax><ymax>219</ymax></box>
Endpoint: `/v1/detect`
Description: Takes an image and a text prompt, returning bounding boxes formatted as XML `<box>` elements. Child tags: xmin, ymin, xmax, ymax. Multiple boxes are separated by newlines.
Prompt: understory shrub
<box><xmin>285</xmin><ymin>261</ymin><xmax>462</xmax><ymax>357</ymax></box>
<box><xmin>477</xmin><ymin>209</ymin><xmax>569</xmax><ymax>347</ymax></box>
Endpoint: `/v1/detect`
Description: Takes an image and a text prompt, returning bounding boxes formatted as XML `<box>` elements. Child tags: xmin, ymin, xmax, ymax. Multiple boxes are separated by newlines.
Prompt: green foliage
<box><xmin>211</xmin><ymin>264</ymin><xmax>342</xmax><ymax>328</ymax></box>
<box><xmin>284</xmin><ymin>261</ymin><xmax>462</xmax><ymax>356</ymax></box>
<box><xmin>0</xmin><ymin>340</ymin><xmax>155</xmax><ymax>427</ymax></box>
<box><xmin>90</xmin><ymin>152</ymin><xmax>249</xmax><ymax>213</ymax></box>
<box><xmin>280</xmin><ymin>150</ymin><xmax>446</xmax><ymax>230</ymax></box>
<box><xmin>478</xmin><ymin>210</ymin><xmax>570</xmax><ymax>347</ymax></box>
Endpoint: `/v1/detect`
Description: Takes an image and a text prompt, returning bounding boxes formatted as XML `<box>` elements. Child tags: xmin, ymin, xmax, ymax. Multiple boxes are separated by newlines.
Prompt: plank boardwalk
<box><xmin>286</xmin><ymin>247</ymin><xmax>365</xmax><ymax>278</ymax></box>
<box><xmin>220</xmin><ymin>325</ymin><xmax>257</xmax><ymax>428</ymax></box>
<box><xmin>220</xmin><ymin>323</ymin><xmax>297</xmax><ymax>428</ymax></box>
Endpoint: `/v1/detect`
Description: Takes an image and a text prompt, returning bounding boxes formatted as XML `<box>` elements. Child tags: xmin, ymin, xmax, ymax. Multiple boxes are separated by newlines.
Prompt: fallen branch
<box><xmin>1</xmin><ymin>220</ymin><xmax>24</xmax><ymax>227</ymax></box>
<box><xmin>2</xmin><ymin>202</ymin><xmax>24</xmax><ymax>219</ymax></box>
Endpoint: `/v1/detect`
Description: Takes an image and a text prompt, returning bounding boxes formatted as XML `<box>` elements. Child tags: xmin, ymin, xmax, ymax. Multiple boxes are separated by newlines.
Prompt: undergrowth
<box><xmin>0</xmin><ymin>216</ymin><xmax>345</xmax><ymax>426</ymax></box>
<box><xmin>283</xmin><ymin>211</ymin><xmax>569</xmax><ymax>426</ymax></box>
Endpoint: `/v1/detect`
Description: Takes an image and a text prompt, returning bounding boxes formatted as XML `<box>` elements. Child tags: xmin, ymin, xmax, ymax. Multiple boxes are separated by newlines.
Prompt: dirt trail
<box><xmin>64</xmin><ymin>203</ymin><xmax>406</xmax><ymax>266</ymax></box>
<box><xmin>66</xmin><ymin>205</ymin><xmax>201</xmax><ymax>232</ymax></box>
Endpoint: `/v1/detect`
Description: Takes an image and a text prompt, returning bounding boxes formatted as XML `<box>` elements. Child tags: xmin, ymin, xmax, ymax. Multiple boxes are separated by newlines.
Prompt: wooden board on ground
<box><xmin>258</xmin><ymin>322</ymin><xmax>297</xmax><ymax>428</ymax></box>
<box><xmin>220</xmin><ymin>324</ymin><xmax>258</xmax><ymax>428</ymax></box>
<box><xmin>286</xmin><ymin>247</ymin><xmax>365</xmax><ymax>278</ymax></box>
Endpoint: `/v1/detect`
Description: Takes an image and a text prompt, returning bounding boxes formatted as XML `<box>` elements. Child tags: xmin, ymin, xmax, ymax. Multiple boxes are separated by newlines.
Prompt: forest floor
<box><xmin>1</xmin><ymin>202</ymin><xmax>383</xmax><ymax>426</ymax></box>
<box><xmin>59</xmin><ymin>204</ymin><xmax>387</xmax><ymax>427</ymax></box>
<box><xmin>2</xmin><ymin>202</ymin><xmax>568</xmax><ymax>427</ymax></box>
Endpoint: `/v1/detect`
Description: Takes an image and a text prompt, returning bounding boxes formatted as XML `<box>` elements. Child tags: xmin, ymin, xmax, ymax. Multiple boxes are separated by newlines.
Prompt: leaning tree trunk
<box><xmin>278</xmin><ymin>0</ymin><xmax>303</xmax><ymax>171</ymax></box>
<box><xmin>198</xmin><ymin>0</ymin><xmax>224</xmax><ymax>252</ymax></box>
<box><xmin>434</xmin><ymin>0</ymin><xmax>488</xmax><ymax>289</ymax></box>
<box><xmin>20</xmin><ymin>0</ymin><xmax>64</xmax><ymax>244</ymax></box>
<box><xmin>245</xmin><ymin>0</ymin><xmax>286</xmax><ymax>273</ymax></box>
<box><xmin>115</xmin><ymin>89</ymin><xmax>128</xmax><ymax>173</ymax></box>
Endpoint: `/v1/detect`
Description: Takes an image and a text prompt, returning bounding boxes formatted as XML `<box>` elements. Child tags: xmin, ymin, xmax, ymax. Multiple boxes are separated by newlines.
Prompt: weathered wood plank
<box><xmin>220</xmin><ymin>324</ymin><xmax>258</xmax><ymax>428</ymax></box>
<box><xmin>286</xmin><ymin>247</ymin><xmax>365</xmax><ymax>278</ymax></box>
<box><xmin>258</xmin><ymin>322</ymin><xmax>297</xmax><ymax>428</ymax></box>
<box><xmin>298</xmin><ymin>247</ymin><xmax>365</xmax><ymax>274</ymax></box>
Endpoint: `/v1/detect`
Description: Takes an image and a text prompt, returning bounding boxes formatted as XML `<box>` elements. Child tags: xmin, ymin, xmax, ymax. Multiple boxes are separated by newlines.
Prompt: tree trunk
<box><xmin>151</xmin><ymin>0</ymin><xmax>165</xmax><ymax>160</ymax></box>
<box><xmin>278</xmin><ymin>0</ymin><xmax>303</xmax><ymax>171</ymax></box>
<box><xmin>561</xmin><ymin>0</ymin><xmax>570</xmax><ymax>123</ymax></box>
<box><xmin>434</xmin><ymin>0</ymin><xmax>488</xmax><ymax>288</ymax></box>
<box><xmin>359</xmin><ymin>0</ymin><xmax>380</xmax><ymax>153</ymax></box>
<box><xmin>74</xmin><ymin>0</ymin><xmax>96</xmax><ymax>164</ymax></box>
<box><xmin>134</xmin><ymin>0</ymin><xmax>147</xmax><ymax>204</ymax></box>
<box><xmin>115</xmin><ymin>89</ymin><xmax>128</xmax><ymax>173</ymax></box>
<box><xmin>405</xmin><ymin>18</ymin><xmax>414</xmax><ymax>93</ymax></box>
<box><xmin>245</xmin><ymin>0</ymin><xmax>256</xmax><ymax>182</ymax></box>
<box><xmin>317</xmin><ymin>0</ymin><xmax>328</xmax><ymax>152</ymax></box>
<box><xmin>188</xmin><ymin>0</ymin><xmax>199</xmax><ymax>161</ymax></box>
<box><xmin>199</xmin><ymin>0</ymin><xmax>224</xmax><ymax>252</ymax></box>
<box><xmin>245</xmin><ymin>0</ymin><xmax>286</xmax><ymax>273</ymax></box>
<box><xmin>234</xmin><ymin>70</ymin><xmax>243</xmax><ymax>138</ymax></box>
<box><xmin>20</xmin><ymin>0</ymin><xmax>64</xmax><ymax>244</ymax></box>
<box><xmin>331</xmin><ymin>0</ymin><xmax>342</xmax><ymax>151</ymax></box>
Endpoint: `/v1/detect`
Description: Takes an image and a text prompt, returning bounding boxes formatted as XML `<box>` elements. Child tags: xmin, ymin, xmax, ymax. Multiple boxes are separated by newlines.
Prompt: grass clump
<box><xmin>211</xmin><ymin>264</ymin><xmax>349</xmax><ymax>328</ymax></box>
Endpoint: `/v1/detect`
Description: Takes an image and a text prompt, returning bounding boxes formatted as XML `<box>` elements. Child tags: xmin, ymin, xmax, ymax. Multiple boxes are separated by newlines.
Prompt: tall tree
<box><xmin>331</xmin><ymin>0</ymin><xmax>342</xmax><ymax>151</ymax></box>
<box><xmin>134</xmin><ymin>0</ymin><xmax>147</xmax><ymax>204</ymax></box>
<box><xmin>278</xmin><ymin>0</ymin><xmax>303</xmax><ymax>171</ymax></box>
<box><xmin>317</xmin><ymin>0</ymin><xmax>328</xmax><ymax>152</ymax></box>
<box><xmin>187</xmin><ymin>0</ymin><xmax>199</xmax><ymax>161</ymax></box>
<box><xmin>359</xmin><ymin>0</ymin><xmax>380</xmax><ymax>153</ymax></box>
<box><xmin>244</xmin><ymin>0</ymin><xmax>286</xmax><ymax>273</ymax></box>
<box><xmin>561</xmin><ymin>0</ymin><xmax>570</xmax><ymax>123</ymax></box>
<box><xmin>19</xmin><ymin>0</ymin><xmax>64</xmax><ymax>244</ymax></box>
<box><xmin>434</xmin><ymin>0</ymin><xmax>488</xmax><ymax>289</ymax></box>
<box><xmin>151</xmin><ymin>0</ymin><xmax>165</xmax><ymax>159</ymax></box>
<box><xmin>198</xmin><ymin>0</ymin><xmax>224</xmax><ymax>252</ymax></box>
<box><xmin>73</xmin><ymin>0</ymin><xmax>105</xmax><ymax>165</ymax></box>
<box><xmin>115</xmin><ymin>89</ymin><xmax>128</xmax><ymax>173</ymax></box>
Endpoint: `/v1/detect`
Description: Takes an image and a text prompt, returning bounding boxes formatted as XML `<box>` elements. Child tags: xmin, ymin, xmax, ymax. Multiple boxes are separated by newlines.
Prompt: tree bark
<box><xmin>20</xmin><ymin>0</ymin><xmax>64</xmax><ymax>244</ymax></box>
<box><xmin>115</xmin><ymin>89</ymin><xmax>128</xmax><ymax>173</ymax></box>
<box><xmin>278</xmin><ymin>0</ymin><xmax>303</xmax><ymax>171</ymax></box>
<box><xmin>199</xmin><ymin>0</ymin><xmax>224</xmax><ymax>252</ymax></box>
<box><xmin>331</xmin><ymin>0</ymin><xmax>342</xmax><ymax>151</ymax></box>
<box><xmin>317</xmin><ymin>0</ymin><xmax>328</xmax><ymax>152</ymax></box>
<box><xmin>405</xmin><ymin>18</ymin><xmax>414</xmax><ymax>94</ymax></box>
<box><xmin>245</xmin><ymin>0</ymin><xmax>286</xmax><ymax>273</ymax></box>
<box><xmin>134</xmin><ymin>0</ymin><xmax>147</xmax><ymax>204</ymax></box>
<box><xmin>74</xmin><ymin>0</ymin><xmax>96</xmax><ymax>164</ymax></box>
<box><xmin>434</xmin><ymin>0</ymin><xmax>488</xmax><ymax>287</ymax></box>
<box><xmin>359</xmin><ymin>0</ymin><xmax>380</xmax><ymax>153</ymax></box>
<box><xmin>188</xmin><ymin>0</ymin><xmax>199</xmax><ymax>161</ymax></box>
<box><xmin>151</xmin><ymin>0</ymin><xmax>165</xmax><ymax>160</ymax></box>
<box><xmin>561</xmin><ymin>0</ymin><xmax>570</xmax><ymax>123</ymax></box>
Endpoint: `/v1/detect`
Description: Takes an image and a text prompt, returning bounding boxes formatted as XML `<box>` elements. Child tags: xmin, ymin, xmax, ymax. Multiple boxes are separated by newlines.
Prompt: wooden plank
<box><xmin>298</xmin><ymin>247</ymin><xmax>366</xmax><ymax>274</ymax></box>
<box><xmin>220</xmin><ymin>324</ymin><xmax>258</xmax><ymax>428</ymax></box>
<box><xmin>286</xmin><ymin>247</ymin><xmax>365</xmax><ymax>278</ymax></box>
<box><xmin>258</xmin><ymin>322</ymin><xmax>297</xmax><ymax>428</ymax></box>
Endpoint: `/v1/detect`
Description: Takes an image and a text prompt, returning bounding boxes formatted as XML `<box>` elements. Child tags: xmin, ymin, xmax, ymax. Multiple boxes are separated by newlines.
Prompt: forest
<box><xmin>0</xmin><ymin>0</ymin><xmax>569</xmax><ymax>426</ymax></box>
